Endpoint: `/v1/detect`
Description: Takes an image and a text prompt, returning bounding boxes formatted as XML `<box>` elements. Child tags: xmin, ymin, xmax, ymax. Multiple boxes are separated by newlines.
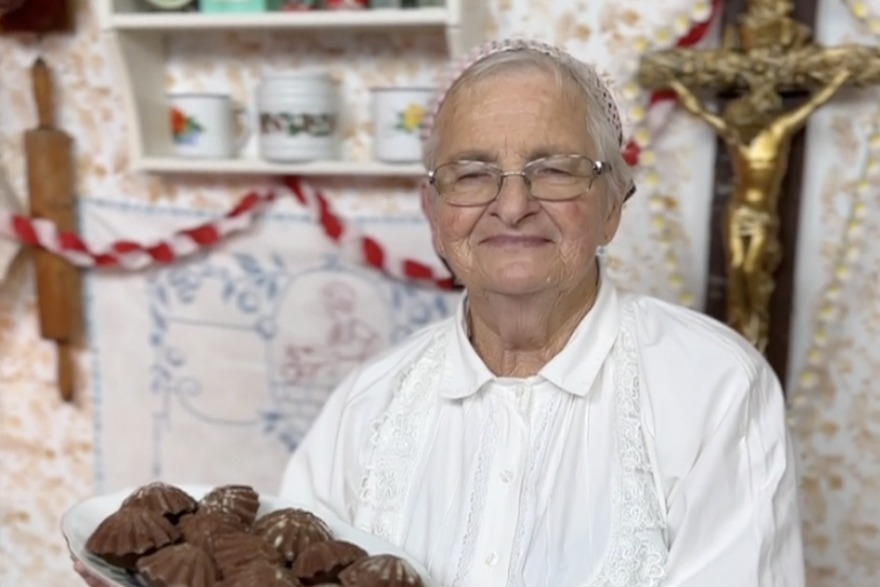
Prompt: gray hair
<box><xmin>421</xmin><ymin>47</ymin><xmax>634</xmax><ymax>206</ymax></box>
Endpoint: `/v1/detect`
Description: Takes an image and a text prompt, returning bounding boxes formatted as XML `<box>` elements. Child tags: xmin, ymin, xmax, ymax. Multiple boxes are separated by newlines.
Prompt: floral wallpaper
<box><xmin>0</xmin><ymin>0</ymin><xmax>876</xmax><ymax>585</ymax></box>
<box><xmin>784</xmin><ymin>1</ymin><xmax>880</xmax><ymax>585</ymax></box>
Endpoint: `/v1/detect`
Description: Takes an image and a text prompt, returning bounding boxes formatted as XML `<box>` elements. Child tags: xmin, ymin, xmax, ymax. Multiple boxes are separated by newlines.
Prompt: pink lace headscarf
<box><xmin>419</xmin><ymin>38</ymin><xmax>625</xmax><ymax>151</ymax></box>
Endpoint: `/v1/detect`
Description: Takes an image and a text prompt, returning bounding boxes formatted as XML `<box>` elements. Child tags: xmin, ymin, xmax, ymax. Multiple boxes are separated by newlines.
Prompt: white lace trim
<box><xmin>354</xmin><ymin>335</ymin><xmax>446</xmax><ymax>543</ymax></box>
<box><xmin>354</xmin><ymin>302</ymin><xmax>668</xmax><ymax>586</ymax></box>
<box><xmin>586</xmin><ymin>302</ymin><xmax>668</xmax><ymax>587</ymax></box>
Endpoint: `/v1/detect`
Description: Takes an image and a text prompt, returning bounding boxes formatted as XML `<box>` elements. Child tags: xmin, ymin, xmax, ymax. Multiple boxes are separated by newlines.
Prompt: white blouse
<box><xmin>280</xmin><ymin>276</ymin><xmax>805</xmax><ymax>587</ymax></box>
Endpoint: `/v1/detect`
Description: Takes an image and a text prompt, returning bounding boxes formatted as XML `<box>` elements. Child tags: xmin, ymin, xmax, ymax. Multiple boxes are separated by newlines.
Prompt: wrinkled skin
<box><xmin>421</xmin><ymin>69</ymin><xmax>622</xmax><ymax>377</ymax></box>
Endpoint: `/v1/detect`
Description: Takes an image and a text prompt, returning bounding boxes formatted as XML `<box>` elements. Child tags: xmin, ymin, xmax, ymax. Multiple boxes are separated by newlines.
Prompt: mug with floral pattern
<box><xmin>168</xmin><ymin>93</ymin><xmax>250</xmax><ymax>159</ymax></box>
<box><xmin>370</xmin><ymin>87</ymin><xmax>433</xmax><ymax>163</ymax></box>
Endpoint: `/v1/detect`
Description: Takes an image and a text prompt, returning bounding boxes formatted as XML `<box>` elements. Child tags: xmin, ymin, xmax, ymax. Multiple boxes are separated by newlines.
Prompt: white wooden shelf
<box><xmin>98</xmin><ymin>0</ymin><xmax>486</xmax><ymax>177</ymax></box>
<box><xmin>108</xmin><ymin>8</ymin><xmax>449</xmax><ymax>31</ymax></box>
<box><xmin>138</xmin><ymin>157</ymin><xmax>426</xmax><ymax>177</ymax></box>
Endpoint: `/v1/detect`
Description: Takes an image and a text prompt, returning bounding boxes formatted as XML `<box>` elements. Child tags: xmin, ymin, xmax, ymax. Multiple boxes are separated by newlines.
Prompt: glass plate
<box><xmin>61</xmin><ymin>484</ymin><xmax>438</xmax><ymax>587</ymax></box>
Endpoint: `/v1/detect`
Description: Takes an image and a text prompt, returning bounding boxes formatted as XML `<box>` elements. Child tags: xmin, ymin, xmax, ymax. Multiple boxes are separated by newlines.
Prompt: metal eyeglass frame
<box><xmin>427</xmin><ymin>154</ymin><xmax>610</xmax><ymax>206</ymax></box>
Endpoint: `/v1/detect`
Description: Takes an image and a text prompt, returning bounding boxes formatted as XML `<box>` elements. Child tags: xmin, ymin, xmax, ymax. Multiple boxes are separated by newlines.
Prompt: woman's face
<box><xmin>421</xmin><ymin>69</ymin><xmax>622</xmax><ymax>298</ymax></box>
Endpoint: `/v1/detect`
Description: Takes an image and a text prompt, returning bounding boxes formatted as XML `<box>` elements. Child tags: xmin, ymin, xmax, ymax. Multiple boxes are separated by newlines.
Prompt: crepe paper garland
<box><xmin>0</xmin><ymin>5</ymin><xmax>721</xmax><ymax>290</ymax></box>
<box><xmin>787</xmin><ymin>116</ymin><xmax>878</xmax><ymax>426</ymax></box>
<box><xmin>621</xmin><ymin>0</ymin><xmax>721</xmax><ymax>308</ymax></box>
<box><xmin>621</xmin><ymin>0</ymin><xmax>721</xmax><ymax>165</ymax></box>
<box><xmin>786</xmin><ymin>0</ymin><xmax>879</xmax><ymax>424</ymax></box>
<box><xmin>0</xmin><ymin>190</ymin><xmax>274</xmax><ymax>270</ymax></box>
<box><xmin>284</xmin><ymin>177</ymin><xmax>456</xmax><ymax>289</ymax></box>
<box><xmin>0</xmin><ymin>178</ymin><xmax>456</xmax><ymax>287</ymax></box>
<box><xmin>789</xmin><ymin>0</ymin><xmax>880</xmax><ymax>426</ymax></box>
<box><xmin>846</xmin><ymin>0</ymin><xmax>880</xmax><ymax>35</ymax></box>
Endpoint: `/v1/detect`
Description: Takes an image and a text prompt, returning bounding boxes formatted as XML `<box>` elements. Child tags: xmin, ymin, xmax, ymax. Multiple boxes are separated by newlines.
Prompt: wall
<box><xmin>786</xmin><ymin>0</ymin><xmax>880</xmax><ymax>584</ymax></box>
<box><xmin>0</xmin><ymin>0</ymin><xmax>874</xmax><ymax>585</ymax></box>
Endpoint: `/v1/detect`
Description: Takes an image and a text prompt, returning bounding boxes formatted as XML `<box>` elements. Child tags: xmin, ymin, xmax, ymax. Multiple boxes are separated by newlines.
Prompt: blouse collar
<box><xmin>438</xmin><ymin>263</ymin><xmax>621</xmax><ymax>399</ymax></box>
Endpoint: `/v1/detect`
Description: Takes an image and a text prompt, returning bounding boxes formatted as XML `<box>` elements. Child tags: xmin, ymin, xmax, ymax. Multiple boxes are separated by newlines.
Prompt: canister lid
<box><xmin>261</xmin><ymin>69</ymin><xmax>335</xmax><ymax>82</ymax></box>
<box><xmin>370</xmin><ymin>86</ymin><xmax>435</xmax><ymax>93</ymax></box>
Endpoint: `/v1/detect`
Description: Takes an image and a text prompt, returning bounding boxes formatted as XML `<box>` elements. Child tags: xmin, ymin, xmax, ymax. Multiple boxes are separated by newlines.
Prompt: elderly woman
<box><xmin>75</xmin><ymin>38</ymin><xmax>803</xmax><ymax>587</ymax></box>
<box><xmin>279</xmin><ymin>38</ymin><xmax>804</xmax><ymax>587</ymax></box>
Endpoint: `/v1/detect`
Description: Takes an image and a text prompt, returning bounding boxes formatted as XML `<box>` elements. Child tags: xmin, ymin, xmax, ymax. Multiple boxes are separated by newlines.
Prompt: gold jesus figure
<box><xmin>667</xmin><ymin>70</ymin><xmax>850</xmax><ymax>351</ymax></box>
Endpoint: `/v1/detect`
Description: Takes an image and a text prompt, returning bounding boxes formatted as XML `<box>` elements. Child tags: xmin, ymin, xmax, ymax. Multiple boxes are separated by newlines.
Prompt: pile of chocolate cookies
<box><xmin>84</xmin><ymin>482</ymin><xmax>425</xmax><ymax>587</ymax></box>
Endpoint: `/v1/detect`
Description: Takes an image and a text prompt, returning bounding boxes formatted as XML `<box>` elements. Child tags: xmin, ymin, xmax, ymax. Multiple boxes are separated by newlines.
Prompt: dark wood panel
<box><xmin>0</xmin><ymin>0</ymin><xmax>74</xmax><ymax>34</ymax></box>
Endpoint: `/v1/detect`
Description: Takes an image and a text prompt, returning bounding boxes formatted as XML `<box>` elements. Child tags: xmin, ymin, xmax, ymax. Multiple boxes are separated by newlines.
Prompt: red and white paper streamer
<box><xmin>0</xmin><ymin>189</ymin><xmax>275</xmax><ymax>270</ymax></box>
<box><xmin>286</xmin><ymin>178</ymin><xmax>456</xmax><ymax>289</ymax></box>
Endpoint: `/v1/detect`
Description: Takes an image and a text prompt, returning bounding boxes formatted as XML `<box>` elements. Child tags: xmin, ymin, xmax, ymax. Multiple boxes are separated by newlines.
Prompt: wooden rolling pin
<box><xmin>25</xmin><ymin>57</ymin><xmax>81</xmax><ymax>402</ymax></box>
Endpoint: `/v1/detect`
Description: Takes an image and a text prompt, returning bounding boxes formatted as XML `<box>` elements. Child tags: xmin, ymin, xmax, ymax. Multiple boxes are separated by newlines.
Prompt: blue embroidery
<box><xmin>83</xmin><ymin>198</ymin><xmax>458</xmax><ymax>488</ymax></box>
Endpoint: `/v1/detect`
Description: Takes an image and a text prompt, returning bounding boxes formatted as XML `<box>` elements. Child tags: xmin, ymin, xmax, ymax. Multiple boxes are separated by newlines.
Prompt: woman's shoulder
<box><xmin>624</xmin><ymin>292</ymin><xmax>769</xmax><ymax>382</ymax></box>
<box><xmin>619</xmin><ymin>294</ymin><xmax>790</xmax><ymax>509</ymax></box>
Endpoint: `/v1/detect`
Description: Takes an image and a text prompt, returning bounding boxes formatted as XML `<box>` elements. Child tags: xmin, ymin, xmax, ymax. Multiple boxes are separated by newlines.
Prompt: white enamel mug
<box><xmin>168</xmin><ymin>93</ymin><xmax>250</xmax><ymax>159</ymax></box>
<box><xmin>370</xmin><ymin>87</ymin><xmax>433</xmax><ymax>163</ymax></box>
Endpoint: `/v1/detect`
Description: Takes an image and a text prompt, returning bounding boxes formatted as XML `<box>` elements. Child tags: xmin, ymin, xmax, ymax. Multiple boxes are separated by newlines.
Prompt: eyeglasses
<box><xmin>428</xmin><ymin>154</ymin><xmax>609</xmax><ymax>207</ymax></box>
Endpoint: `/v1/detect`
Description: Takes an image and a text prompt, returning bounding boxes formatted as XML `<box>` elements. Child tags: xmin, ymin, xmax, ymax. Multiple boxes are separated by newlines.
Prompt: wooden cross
<box><xmin>637</xmin><ymin>0</ymin><xmax>880</xmax><ymax>384</ymax></box>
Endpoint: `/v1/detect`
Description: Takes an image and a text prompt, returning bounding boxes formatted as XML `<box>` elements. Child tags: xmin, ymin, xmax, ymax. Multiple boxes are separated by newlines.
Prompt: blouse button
<box><xmin>500</xmin><ymin>469</ymin><xmax>514</xmax><ymax>483</ymax></box>
<box><xmin>485</xmin><ymin>552</ymin><xmax>499</xmax><ymax>566</ymax></box>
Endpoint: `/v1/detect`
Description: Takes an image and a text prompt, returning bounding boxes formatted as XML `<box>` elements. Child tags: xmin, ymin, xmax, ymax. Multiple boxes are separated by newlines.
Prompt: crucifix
<box><xmin>637</xmin><ymin>0</ymin><xmax>880</xmax><ymax>384</ymax></box>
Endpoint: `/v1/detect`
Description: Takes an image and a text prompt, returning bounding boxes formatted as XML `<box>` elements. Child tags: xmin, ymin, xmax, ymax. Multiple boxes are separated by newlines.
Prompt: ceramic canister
<box><xmin>324</xmin><ymin>0</ymin><xmax>368</xmax><ymax>8</ymax></box>
<box><xmin>370</xmin><ymin>87</ymin><xmax>433</xmax><ymax>163</ymax></box>
<box><xmin>257</xmin><ymin>71</ymin><xmax>340</xmax><ymax>162</ymax></box>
